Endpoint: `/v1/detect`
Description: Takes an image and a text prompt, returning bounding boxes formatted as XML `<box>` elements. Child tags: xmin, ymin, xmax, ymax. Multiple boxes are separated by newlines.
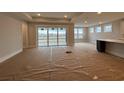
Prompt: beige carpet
<box><xmin>0</xmin><ymin>43</ymin><xmax>124</xmax><ymax>81</ymax></box>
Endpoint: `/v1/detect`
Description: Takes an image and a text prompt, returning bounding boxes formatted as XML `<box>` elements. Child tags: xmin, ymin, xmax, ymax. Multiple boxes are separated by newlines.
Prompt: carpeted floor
<box><xmin>0</xmin><ymin>43</ymin><xmax>124</xmax><ymax>81</ymax></box>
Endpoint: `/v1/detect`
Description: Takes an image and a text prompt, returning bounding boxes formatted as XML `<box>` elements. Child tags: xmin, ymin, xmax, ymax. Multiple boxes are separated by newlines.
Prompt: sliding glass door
<box><xmin>58</xmin><ymin>28</ymin><xmax>66</xmax><ymax>46</ymax></box>
<box><xmin>38</xmin><ymin>27</ymin><xmax>48</xmax><ymax>47</ymax></box>
<box><xmin>49</xmin><ymin>28</ymin><xmax>58</xmax><ymax>46</ymax></box>
<box><xmin>37</xmin><ymin>27</ymin><xmax>67</xmax><ymax>47</ymax></box>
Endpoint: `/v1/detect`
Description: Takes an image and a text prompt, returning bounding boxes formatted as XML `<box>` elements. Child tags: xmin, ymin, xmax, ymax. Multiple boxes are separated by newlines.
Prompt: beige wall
<box><xmin>67</xmin><ymin>23</ymin><xmax>74</xmax><ymax>46</ymax></box>
<box><xmin>83</xmin><ymin>27</ymin><xmax>89</xmax><ymax>42</ymax></box>
<box><xmin>22</xmin><ymin>22</ymin><xmax>28</xmax><ymax>48</ymax></box>
<box><xmin>0</xmin><ymin>13</ymin><xmax>23</xmax><ymax>62</ymax></box>
<box><xmin>27</xmin><ymin>22</ymin><xmax>74</xmax><ymax>48</ymax></box>
<box><xmin>88</xmin><ymin>20</ymin><xmax>122</xmax><ymax>44</ymax></box>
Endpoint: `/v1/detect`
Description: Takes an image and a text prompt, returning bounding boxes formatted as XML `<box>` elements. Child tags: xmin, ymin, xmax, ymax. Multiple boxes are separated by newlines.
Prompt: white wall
<box><xmin>22</xmin><ymin>22</ymin><xmax>28</xmax><ymax>48</ymax></box>
<box><xmin>0</xmin><ymin>13</ymin><xmax>23</xmax><ymax>62</ymax></box>
<box><xmin>88</xmin><ymin>20</ymin><xmax>121</xmax><ymax>44</ymax></box>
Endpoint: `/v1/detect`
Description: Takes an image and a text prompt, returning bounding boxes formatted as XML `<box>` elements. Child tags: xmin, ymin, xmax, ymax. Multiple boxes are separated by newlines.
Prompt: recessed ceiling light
<box><xmin>97</xmin><ymin>12</ymin><xmax>102</xmax><ymax>14</ymax></box>
<box><xmin>99</xmin><ymin>22</ymin><xmax>102</xmax><ymax>24</ymax></box>
<box><xmin>84</xmin><ymin>20</ymin><xmax>88</xmax><ymax>24</ymax></box>
<box><xmin>37</xmin><ymin>13</ymin><xmax>41</xmax><ymax>16</ymax></box>
<box><xmin>64</xmin><ymin>15</ymin><xmax>67</xmax><ymax>18</ymax></box>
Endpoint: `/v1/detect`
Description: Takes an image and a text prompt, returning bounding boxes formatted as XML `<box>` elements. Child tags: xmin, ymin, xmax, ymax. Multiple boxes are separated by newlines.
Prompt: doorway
<box><xmin>37</xmin><ymin>27</ymin><xmax>67</xmax><ymax>47</ymax></box>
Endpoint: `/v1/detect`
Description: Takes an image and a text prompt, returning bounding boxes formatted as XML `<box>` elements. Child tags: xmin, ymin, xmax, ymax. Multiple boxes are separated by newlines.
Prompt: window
<box><xmin>95</xmin><ymin>25</ymin><xmax>101</xmax><ymax>33</ymax></box>
<box><xmin>37</xmin><ymin>27</ymin><xmax>67</xmax><ymax>47</ymax></box>
<box><xmin>58</xmin><ymin>28</ymin><xmax>66</xmax><ymax>45</ymax></box>
<box><xmin>104</xmin><ymin>24</ymin><xmax>112</xmax><ymax>32</ymax></box>
<box><xmin>38</xmin><ymin>27</ymin><xmax>47</xmax><ymax>46</ymax></box>
<box><xmin>89</xmin><ymin>27</ymin><xmax>94</xmax><ymax>33</ymax></box>
<box><xmin>74</xmin><ymin>27</ymin><xmax>83</xmax><ymax>39</ymax></box>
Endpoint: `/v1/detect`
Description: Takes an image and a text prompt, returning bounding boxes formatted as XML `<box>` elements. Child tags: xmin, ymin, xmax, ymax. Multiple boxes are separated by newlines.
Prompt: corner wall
<box><xmin>22</xmin><ymin>22</ymin><xmax>28</xmax><ymax>48</ymax></box>
<box><xmin>83</xmin><ymin>27</ymin><xmax>88</xmax><ymax>42</ymax></box>
<box><xmin>0</xmin><ymin>13</ymin><xmax>23</xmax><ymax>63</ymax></box>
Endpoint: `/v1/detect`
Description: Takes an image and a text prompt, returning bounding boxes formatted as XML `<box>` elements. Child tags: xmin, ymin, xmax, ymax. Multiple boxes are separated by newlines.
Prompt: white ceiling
<box><xmin>26</xmin><ymin>12</ymin><xmax>82</xmax><ymax>23</ymax></box>
<box><xmin>3</xmin><ymin>12</ymin><xmax>124</xmax><ymax>27</ymax></box>
<box><xmin>27</xmin><ymin>12</ymin><xmax>81</xmax><ymax>18</ymax></box>
<box><xmin>74</xmin><ymin>12</ymin><xmax>124</xmax><ymax>27</ymax></box>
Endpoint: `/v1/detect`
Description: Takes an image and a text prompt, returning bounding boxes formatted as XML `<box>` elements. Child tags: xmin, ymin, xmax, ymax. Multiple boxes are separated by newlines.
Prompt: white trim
<box><xmin>0</xmin><ymin>49</ymin><xmax>22</xmax><ymax>63</ymax></box>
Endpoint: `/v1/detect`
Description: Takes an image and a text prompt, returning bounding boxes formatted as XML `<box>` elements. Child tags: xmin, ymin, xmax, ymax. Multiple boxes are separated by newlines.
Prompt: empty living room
<box><xmin>0</xmin><ymin>12</ymin><xmax>124</xmax><ymax>81</ymax></box>
<box><xmin>1</xmin><ymin>0</ymin><xmax>124</xmax><ymax>93</ymax></box>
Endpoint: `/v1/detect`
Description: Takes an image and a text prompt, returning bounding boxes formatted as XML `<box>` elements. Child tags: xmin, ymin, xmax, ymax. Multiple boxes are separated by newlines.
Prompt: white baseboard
<box><xmin>0</xmin><ymin>49</ymin><xmax>22</xmax><ymax>63</ymax></box>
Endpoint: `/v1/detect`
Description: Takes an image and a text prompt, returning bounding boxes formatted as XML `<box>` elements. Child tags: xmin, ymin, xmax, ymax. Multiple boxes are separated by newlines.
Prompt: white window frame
<box><xmin>95</xmin><ymin>25</ymin><xmax>101</xmax><ymax>33</ymax></box>
<box><xmin>104</xmin><ymin>24</ymin><xmax>112</xmax><ymax>32</ymax></box>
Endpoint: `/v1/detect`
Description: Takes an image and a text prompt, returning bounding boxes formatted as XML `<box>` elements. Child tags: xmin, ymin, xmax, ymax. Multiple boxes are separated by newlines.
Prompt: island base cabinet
<box><xmin>97</xmin><ymin>40</ymin><xmax>106</xmax><ymax>52</ymax></box>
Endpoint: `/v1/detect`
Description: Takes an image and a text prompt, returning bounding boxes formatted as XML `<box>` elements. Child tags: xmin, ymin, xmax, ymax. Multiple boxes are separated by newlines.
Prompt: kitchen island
<box><xmin>97</xmin><ymin>39</ymin><xmax>124</xmax><ymax>58</ymax></box>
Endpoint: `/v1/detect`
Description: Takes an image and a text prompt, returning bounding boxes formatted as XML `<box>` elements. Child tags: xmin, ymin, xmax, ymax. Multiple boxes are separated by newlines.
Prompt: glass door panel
<box><xmin>58</xmin><ymin>28</ymin><xmax>66</xmax><ymax>46</ymax></box>
<box><xmin>48</xmin><ymin>28</ymin><xmax>57</xmax><ymax>46</ymax></box>
<box><xmin>78</xmin><ymin>28</ymin><xmax>83</xmax><ymax>38</ymax></box>
<box><xmin>38</xmin><ymin>27</ymin><xmax>47</xmax><ymax>47</ymax></box>
<box><xmin>74</xmin><ymin>28</ymin><xmax>78</xmax><ymax>39</ymax></box>
<box><xmin>37</xmin><ymin>27</ymin><xmax>67</xmax><ymax>47</ymax></box>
